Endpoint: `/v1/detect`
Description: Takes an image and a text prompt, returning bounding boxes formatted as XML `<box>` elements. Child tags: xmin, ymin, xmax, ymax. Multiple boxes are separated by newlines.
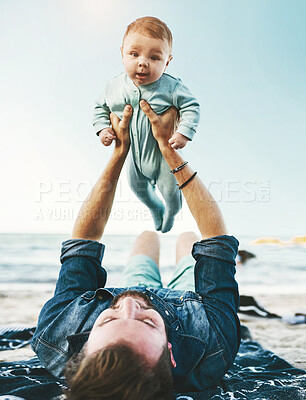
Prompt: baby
<box><xmin>93</xmin><ymin>16</ymin><xmax>200</xmax><ymax>232</ymax></box>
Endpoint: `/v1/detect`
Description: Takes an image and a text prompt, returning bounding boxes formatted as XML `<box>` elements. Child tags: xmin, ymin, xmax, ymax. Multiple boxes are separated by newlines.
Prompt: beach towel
<box><xmin>239</xmin><ymin>296</ymin><xmax>306</xmax><ymax>324</ymax></box>
<box><xmin>0</xmin><ymin>326</ymin><xmax>35</xmax><ymax>351</ymax></box>
<box><xmin>0</xmin><ymin>327</ymin><xmax>305</xmax><ymax>400</ymax></box>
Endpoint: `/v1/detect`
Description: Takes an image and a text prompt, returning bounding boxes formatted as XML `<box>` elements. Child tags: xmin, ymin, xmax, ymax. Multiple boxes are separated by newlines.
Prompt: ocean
<box><xmin>0</xmin><ymin>233</ymin><xmax>305</xmax><ymax>295</ymax></box>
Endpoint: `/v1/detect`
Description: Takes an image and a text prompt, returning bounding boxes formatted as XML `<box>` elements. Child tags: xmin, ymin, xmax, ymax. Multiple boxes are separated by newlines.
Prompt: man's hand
<box><xmin>110</xmin><ymin>105</ymin><xmax>133</xmax><ymax>152</ymax></box>
<box><xmin>140</xmin><ymin>100</ymin><xmax>178</xmax><ymax>148</ymax></box>
<box><xmin>169</xmin><ymin>132</ymin><xmax>189</xmax><ymax>150</ymax></box>
<box><xmin>99</xmin><ymin>128</ymin><xmax>116</xmax><ymax>146</ymax></box>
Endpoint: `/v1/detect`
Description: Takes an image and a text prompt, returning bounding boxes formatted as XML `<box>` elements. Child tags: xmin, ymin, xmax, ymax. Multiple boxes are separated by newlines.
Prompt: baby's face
<box><xmin>121</xmin><ymin>31</ymin><xmax>172</xmax><ymax>86</ymax></box>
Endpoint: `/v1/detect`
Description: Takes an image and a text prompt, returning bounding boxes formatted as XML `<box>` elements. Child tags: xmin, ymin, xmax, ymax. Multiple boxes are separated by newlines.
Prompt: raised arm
<box><xmin>140</xmin><ymin>100</ymin><xmax>226</xmax><ymax>239</ymax></box>
<box><xmin>93</xmin><ymin>88</ymin><xmax>112</xmax><ymax>136</ymax></box>
<box><xmin>72</xmin><ymin>105</ymin><xmax>132</xmax><ymax>241</ymax></box>
<box><xmin>173</xmin><ymin>80</ymin><xmax>200</xmax><ymax>141</ymax></box>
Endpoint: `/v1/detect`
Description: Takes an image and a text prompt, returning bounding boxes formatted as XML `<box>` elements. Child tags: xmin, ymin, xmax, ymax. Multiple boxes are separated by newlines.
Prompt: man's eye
<box><xmin>143</xmin><ymin>318</ymin><xmax>155</xmax><ymax>327</ymax></box>
<box><xmin>103</xmin><ymin>317</ymin><xmax>115</xmax><ymax>324</ymax></box>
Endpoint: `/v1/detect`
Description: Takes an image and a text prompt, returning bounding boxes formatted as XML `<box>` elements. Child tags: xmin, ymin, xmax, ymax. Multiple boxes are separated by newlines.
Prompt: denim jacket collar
<box><xmin>67</xmin><ymin>287</ymin><xmax>206</xmax><ymax>385</ymax></box>
<box><xmin>68</xmin><ymin>332</ymin><xmax>90</xmax><ymax>354</ymax></box>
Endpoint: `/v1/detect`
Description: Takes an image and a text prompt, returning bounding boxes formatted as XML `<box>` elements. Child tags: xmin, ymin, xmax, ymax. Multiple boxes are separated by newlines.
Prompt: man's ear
<box><xmin>164</xmin><ymin>55</ymin><xmax>173</xmax><ymax>71</ymax></box>
<box><xmin>168</xmin><ymin>342</ymin><xmax>176</xmax><ymax>368</ymax></box>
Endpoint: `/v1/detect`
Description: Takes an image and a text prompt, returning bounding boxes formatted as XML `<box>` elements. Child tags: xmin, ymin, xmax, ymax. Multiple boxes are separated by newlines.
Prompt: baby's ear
<box><xmin>164</xmin><ymin>55</ymin><xmax>173</xmax><ymax>71</ymax></box>
<box><xmin>120</xmin><ymin>46</ymin><xmax>124</xmax><ymax>59</ymax></box>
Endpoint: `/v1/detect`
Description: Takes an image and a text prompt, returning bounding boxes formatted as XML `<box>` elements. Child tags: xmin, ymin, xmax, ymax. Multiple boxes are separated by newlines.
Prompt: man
<box><xmin>32</xmin><ymin>102</ymin><xmax>240</xmax><ymax>399</ymax></box>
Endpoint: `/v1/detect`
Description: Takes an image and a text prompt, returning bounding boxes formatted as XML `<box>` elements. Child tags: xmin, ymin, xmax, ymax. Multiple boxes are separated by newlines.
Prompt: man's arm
<box><xmin>140</xmin><ymin>100</ymin><xmax>226</xmax><ymax>239</ymax></box>
<box><xmin>72</xmin><ymin>105</ymin><xmax>132</xmax><ymax>241</ymax></box>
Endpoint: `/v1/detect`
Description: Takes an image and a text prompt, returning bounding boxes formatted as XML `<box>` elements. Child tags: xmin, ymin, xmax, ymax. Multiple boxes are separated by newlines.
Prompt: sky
<box><xmin>1</xmin><ymin>0</ymin><xmax>305</xmax><ymax>237</ymax></box>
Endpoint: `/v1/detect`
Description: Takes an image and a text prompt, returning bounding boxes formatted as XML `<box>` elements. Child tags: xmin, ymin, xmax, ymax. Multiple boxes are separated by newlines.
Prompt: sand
<box><xmin>238</xmin><ymin>291</ymin><xmax>306</xmax><ymax>370</ymax></box>
<box><xmin>0</xmin><ymin>283</ymin><xmax>305</xmax><ymax>371</ymax></box>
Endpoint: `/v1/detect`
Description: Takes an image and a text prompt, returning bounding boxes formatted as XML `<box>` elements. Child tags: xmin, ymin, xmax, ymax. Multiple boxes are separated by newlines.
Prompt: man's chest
<box><xmin>75</xmin><ymin>287</ymin><xmax>209</xmax><ymax>338</ymax></box>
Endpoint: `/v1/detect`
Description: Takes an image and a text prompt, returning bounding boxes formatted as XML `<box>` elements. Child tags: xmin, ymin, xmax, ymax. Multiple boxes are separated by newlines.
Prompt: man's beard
<box><xmin>110</xmin><ymin>290</ymin><xmax>154</xmax><ymax>309</ymax></box>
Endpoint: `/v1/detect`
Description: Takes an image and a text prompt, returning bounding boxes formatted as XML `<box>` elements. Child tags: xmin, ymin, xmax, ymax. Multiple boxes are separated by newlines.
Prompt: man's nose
<box><xmin>138</xmin><ymin>57</ymin><xmax>149</xmax><ymax>67</ymax></box>
<box><xmin>119</xmin><ymin>297</ymin><xmax>140</xmax><ymax>318</ymax></box>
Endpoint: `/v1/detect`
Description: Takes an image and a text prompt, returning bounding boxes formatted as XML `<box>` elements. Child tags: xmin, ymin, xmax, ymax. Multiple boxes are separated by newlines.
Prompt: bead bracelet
<box><xmin>171</xmin><ymin>161</ymin><xmax>188</xmax><ymax>174</ymax></box>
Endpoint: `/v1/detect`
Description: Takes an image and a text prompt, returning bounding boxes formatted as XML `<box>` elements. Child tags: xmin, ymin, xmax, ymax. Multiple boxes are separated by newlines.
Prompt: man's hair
<box><xmin>123</xmin><ymin>16</ymin><xmax>173</xmax><ymax>54</ymax></box>
<box><xmin>64</xmin><ymin>343</ymin><xmax>173</xmax><ymax>400</ymax></box>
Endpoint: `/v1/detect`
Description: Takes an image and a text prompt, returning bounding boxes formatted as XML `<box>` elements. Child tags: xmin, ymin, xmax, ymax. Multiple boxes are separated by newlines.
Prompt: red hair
<box><xmin>123</xmin><ymin>16</ymin><xmax>173</xmax><ymax>54</ymax></box>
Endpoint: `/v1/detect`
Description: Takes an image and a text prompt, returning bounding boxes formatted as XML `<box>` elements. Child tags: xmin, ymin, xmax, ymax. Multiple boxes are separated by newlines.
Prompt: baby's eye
<box><xmin>131</xmin><ymin>52</ymin><xmax>138</xmax><ymax>57</ymax></box>
<box><xmin>151</xmin><ymin>56</ymin><xmax>159</xmax><ymax>61</ymax></box>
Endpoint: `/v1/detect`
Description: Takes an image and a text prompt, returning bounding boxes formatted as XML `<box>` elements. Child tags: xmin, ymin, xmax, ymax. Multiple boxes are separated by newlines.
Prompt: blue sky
<box><xmin>1</xmin><ymin>0</ymin><xmax>305</xmax><ymax>237</ymax></box>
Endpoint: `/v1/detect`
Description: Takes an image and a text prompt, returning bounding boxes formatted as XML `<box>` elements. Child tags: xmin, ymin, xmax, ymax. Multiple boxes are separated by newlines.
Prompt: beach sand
<box><xmin>0</xmin><ymin>284</ymin><xmax>305</xmax><ymax>371</ymax></box>
<box><xmin>238</xmin><ymin>291</ymin><xmax>306</xmax><ymax>371</ymax></box>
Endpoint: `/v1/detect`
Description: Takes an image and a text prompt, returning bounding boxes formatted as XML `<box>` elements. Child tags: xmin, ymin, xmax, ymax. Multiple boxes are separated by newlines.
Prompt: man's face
<box><xmin>86</xmin><ymin>291</ymin><xmax>169</xmax><ymax>366</ymax></box>
<box><xmin>121</xmin><ymin>31</ymin><xmax>172</xmax><ymax>87</ymax></box>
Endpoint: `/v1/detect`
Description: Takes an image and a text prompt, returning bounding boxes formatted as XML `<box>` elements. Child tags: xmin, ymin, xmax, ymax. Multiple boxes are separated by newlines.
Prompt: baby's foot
<box><xmin>150</xmin><ymin>203</ymin><xmax>165</xmax><ymax>231</ymax></box>
<box><xmin>161</xmin><ymin>208</ymin><xmax>175</xmax><ymax>233</ymax></box>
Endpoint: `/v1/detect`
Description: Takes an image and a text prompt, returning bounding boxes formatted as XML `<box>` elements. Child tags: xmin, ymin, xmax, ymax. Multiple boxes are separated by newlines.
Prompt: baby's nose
<box><xmin>138</xmin><ymin>57</ymin><xmax>149</xmax><ymax>67</ymax></box>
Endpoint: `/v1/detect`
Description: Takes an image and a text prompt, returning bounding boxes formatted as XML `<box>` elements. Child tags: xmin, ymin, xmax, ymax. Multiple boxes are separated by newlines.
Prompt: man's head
<box><xmin>121</xmin><ymin>17</ymin><xmax>173</xmax><ymax>86</ymax></box>
<box><xmin>65</xmin><ymin>343</ymin><xmax>173</xmax><ymax>400</ymax></box>
<box><xmin>65</xmin><ymin>291</ymin><xmax>176</xmax><ymax>399</ymax></box>
<box><xmin>86</xmin><ymin>290</ymin><xmax>176</xmax><ymax>367</ymax></box>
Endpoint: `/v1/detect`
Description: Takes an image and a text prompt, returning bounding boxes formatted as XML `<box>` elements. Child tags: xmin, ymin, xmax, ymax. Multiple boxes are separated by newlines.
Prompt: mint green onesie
<box><xmin>93</xmin><ymin>72</ymin><xmax>200</xmax><ymax>232</ymax></box>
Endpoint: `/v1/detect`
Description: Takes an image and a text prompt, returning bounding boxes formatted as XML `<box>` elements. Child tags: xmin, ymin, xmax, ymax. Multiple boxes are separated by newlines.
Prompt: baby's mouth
<box><xmin>136</xmin><ymin>72</ymin><xmax>149</xmax><ymax>78</ymax></box>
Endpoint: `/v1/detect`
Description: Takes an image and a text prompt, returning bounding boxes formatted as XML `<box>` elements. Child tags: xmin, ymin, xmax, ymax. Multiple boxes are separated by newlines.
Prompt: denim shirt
<box><xmin>32</xmin><ymin>235</ymin><xmax>240</xmax><ymax>392</ymax></box>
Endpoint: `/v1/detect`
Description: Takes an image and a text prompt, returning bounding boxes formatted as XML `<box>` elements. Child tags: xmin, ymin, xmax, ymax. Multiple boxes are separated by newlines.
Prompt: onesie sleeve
<box><xmin>93</xmin><ymin>84</ymin><xmax>112</xmax><ymax>135</ymax></box>
<box><xmin>173</xmin><ymin>80</ymin><xmax>201</xmax><ymax>140</ymax></box>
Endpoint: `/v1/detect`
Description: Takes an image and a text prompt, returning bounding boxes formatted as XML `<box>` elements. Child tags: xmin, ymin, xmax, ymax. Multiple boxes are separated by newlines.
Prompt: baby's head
<box><xmin>121</xmin><ymin>17</ymin><xmax>173</xmax><ymax>86</ymax></box>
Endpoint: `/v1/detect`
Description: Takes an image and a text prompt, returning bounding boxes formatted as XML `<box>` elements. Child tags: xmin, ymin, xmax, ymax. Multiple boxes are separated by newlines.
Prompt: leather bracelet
<box><xmin>171</xmin><ymin>161</ymin><xmax>188</xmax><ymax>174</ymax></box>
<box><xmin>178</xmin><ymin>172</ymin><xmax>197</xmax><ymax>190</ymax></box>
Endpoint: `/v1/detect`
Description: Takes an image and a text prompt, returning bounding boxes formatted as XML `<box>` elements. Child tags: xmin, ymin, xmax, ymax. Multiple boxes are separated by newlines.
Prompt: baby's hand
<box><xmin>168</xmin><ymin>132</ymin><xmax>189</xmax><ymax>150</ymax></box>
<box><xmin>99</xmin><ymin>128</ymin><xmax>116</xmax><ymax>146</ymax></box>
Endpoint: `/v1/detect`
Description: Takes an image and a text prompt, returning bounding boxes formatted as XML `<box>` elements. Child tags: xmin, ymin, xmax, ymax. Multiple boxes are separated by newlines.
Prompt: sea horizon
<box><xmin>0</xmin><ymin>233</ymin><xmax>305</xmax><ymax>296</ymax></box>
